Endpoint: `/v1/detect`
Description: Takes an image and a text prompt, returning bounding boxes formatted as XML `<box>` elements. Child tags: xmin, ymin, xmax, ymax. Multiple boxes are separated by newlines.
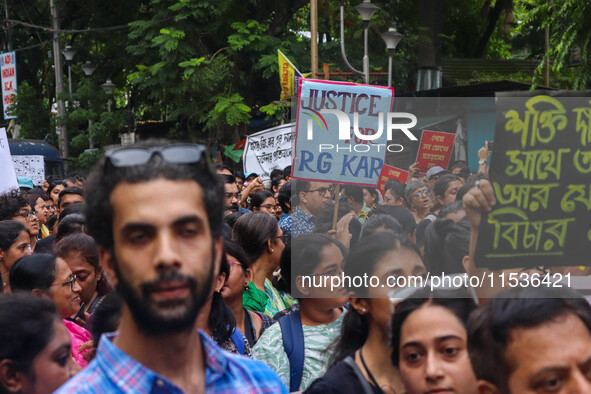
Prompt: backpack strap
<box><xmin>230</xmin><ymin>328</ymin><xmax>246</xmax><ymax>355</ymax></box>
<box><xmin>278</xmin><ymin>311</ymin><xmax>304</xmax><ymax>392</ymax></box>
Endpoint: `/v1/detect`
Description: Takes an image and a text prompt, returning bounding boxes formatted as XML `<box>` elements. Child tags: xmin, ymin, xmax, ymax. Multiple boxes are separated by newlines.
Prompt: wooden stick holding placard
<box><xmin>332</xmin><ymin>184</ymin><xmax>340</xmax><ymax>231</ymax></box>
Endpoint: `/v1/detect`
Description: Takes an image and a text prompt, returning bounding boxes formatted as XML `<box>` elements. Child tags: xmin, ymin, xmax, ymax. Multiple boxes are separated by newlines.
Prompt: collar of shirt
<box><xmin>293</xmin><ymin>206</ymin><xmax>314</xmax><ymax>222</ymax></box>
<box><xmin>95</xmin><ymin>331</ymin><xmax>230</xmax><ymax>393</ymax></box>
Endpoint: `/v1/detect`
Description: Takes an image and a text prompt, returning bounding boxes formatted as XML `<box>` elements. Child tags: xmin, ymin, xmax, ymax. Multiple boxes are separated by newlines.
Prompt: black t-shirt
<box><xmin>304</xmin><ymin>354</ymin><xmax>383</xmax><ymax>394</ymax></box>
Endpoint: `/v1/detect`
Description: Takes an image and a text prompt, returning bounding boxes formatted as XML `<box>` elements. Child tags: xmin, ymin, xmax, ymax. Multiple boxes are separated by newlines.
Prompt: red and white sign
<box><xmin>376</xmin><ymin>164</ymin><xmax>408</xmax><ymax>198</ymax></box>
<box><xmin>0</xmin><ymin>52</ymin><xmax>17</xmax><ymax>120</ymax></box>
<box><xmin>415</xmin><ymin>130</ymin><xmax>455</xmax><ymax>175</ymax></box>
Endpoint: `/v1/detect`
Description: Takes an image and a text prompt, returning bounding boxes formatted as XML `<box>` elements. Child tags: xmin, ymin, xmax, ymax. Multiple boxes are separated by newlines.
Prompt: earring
<box><xmin>244</xmin><ymin>284</ymin><xmax>250</xmax><ymax>291</ymax></box>
<box><xmin>271</xmin><ymin>249</ymin><xmax>274</xmax><ymax>253</ymax></box>
<box><xmin>361</xmin><ymin>308</ymin><xmax>366</xmax><ymax>313</ymax></box>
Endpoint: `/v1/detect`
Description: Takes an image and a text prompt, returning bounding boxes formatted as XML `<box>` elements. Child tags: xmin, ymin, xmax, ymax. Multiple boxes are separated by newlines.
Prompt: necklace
<box><xmin>359</xmin><ymin>348</ymin><xmax>384</xmax><ymax>393</ymax></box>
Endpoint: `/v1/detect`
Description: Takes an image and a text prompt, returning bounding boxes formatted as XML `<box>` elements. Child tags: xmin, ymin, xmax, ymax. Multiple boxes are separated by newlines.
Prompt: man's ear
<box><xmin>99</xmin><ymin>247</ymin><xmax>118</xmax><ymax>288</ymax></box>
<box><xmin>477</xmin><ymin>380</ymin><xmax>500</xmax><ymax>394</ymax></box>
<box><xmin>0</xmin><ymin>359</ymin><xmax>24</xmax><ymax>393</ymax></box>
<box><xmin>299</xmin><ymin>191</ymin><xmax>307</xmax><ymax>205</ymax></box>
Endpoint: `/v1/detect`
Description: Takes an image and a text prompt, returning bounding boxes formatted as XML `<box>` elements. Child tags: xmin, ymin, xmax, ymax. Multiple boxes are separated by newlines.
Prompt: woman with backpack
<box><xmin>252</xmin><ymin>234</ymin><xmax>348</xmax><ymax>392</ymax></box>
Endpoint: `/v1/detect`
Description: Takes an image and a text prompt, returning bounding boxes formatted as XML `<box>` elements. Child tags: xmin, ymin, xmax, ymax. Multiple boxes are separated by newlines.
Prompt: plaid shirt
<box><xmin>56</xmin><ymin>331</ymin><xmax>287</xmax><ymax>394</ymax></box>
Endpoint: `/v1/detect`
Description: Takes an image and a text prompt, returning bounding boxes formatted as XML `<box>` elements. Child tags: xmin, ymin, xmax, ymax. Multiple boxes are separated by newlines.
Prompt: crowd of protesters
<box><xmin>1</xmin><ymin>139</ymin><xmax>591</xmax><ymax>393</ymax></box>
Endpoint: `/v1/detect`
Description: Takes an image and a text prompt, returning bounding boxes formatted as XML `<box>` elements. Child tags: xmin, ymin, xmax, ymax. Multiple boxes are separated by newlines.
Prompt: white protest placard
<box><xmin>0</xmin><ymin>127</ymin><xmax>18</xmax><ymax>193</ymax></box>
<box><xmin>0</xmin><ymin>52</ymin><xmax>17</xmax><ymax>120</ymax></box>
<box><xmin>243</xmin><ymin>123</ymin><xmax>295</xmax><ymax>180</ymax></box>
<box><xmin>292</xmin><ymin>79</ymin><xmax>395</xmax><ymax>187</ymax></box>
<box><xmin>11</xmin><ymin>155</ymin><xmax>45</xmax><ymax>186</ymax></box>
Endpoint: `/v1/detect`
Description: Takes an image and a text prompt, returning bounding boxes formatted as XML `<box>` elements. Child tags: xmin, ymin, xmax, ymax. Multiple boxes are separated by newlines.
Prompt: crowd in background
<box><xmin>1</xmin><ymin>139</ymin><xmax>591</xmax><ymax>393</ymax></box>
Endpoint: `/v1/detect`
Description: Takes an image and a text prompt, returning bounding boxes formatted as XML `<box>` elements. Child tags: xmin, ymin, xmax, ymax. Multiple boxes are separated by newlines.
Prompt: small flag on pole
<box><xmin>278</xmin><ymin>50</ymin><xmax>303</xmax><ymax>100</ymax></box>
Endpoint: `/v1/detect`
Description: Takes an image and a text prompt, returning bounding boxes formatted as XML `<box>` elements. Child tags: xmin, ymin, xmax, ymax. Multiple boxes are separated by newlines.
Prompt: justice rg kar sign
<box><xmin>292</xmin><ymin>79</ymin><xmax>417</xmax><ymax>187</ymax></box>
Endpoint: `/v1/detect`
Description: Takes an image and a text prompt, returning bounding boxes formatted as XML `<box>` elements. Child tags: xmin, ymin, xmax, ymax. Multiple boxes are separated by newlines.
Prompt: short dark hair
<box><xmin>391</xmin><ymin>288</ymin><xmax>477</xmax><ymax>367</ymax></box>
<box><xmin>283</xmin><ymin>165</ymin><xmax>292</xmax><ymax>177</ymax></box>
<box><xmin>216</xmin><ymin>164</ymin><xmax>234</xmax><ymax>177</ymax></box>
<box><xmin>0</xmin><ymin>190</ymin><xmax>29</xmax><ymax>221</ymax></box>
<box><xmin>361</xmin><ymin>214</ymin><xmax>403</xmax><ymax>239</ymax></box>
<box><xmin>292</xmin><ymin>179</ymin><xmax>310</xmax><ymax>207</ymax></box>
<box><xmin>269</xmin><ymin>169</ymin><xmax>283</xmax><ymax>180</ymax></box>
<box><xmin>0</xmin><ymin>293</ymin><xmax>59</xmax><ymax>376</ymax></box>
<box><xmin>220</xmin><ymin>174</ymin><xmax>236</xmax><ymax>185</ymax></box>
<box><xmin>343</xmin><ymin>185</ymin><xmax>364</xmax><ymax>204</ymax></box>
<box><xmin>385</xmin><ymin>179</ymin><xmax>406</xmax><ymax>202</ymax></box>
<box><xmin>468</xmin><ymin>287</ymin><xmax>591</xmax><ymax>392</ymax></box>
<box><xmin>0</xmin><ymin>220</ymin><xmax>29</xmax><ymax>252</ymax></box>
<box><xmin>59</xmin><ymin>201</ymin><xmax>85</xmax><ymax>221</ymax></box>
<box><xmin>84</xmin><ymin>140</ymin><xmax>224</xmax><ymax>251</ymax></box>
<box><xmin>232</xmin><ymin>212</ymin><xmax>278</xmax><ymax>264</ymax></box>
<box><xmin>57</xmin><ymin>186</ymin><xmax>84</xmax><ymax>208</ymax></box>
<box><xmin>10</xmin><ymin>254</ymin><xmax>58</xmax><ymax>292</ymax></box>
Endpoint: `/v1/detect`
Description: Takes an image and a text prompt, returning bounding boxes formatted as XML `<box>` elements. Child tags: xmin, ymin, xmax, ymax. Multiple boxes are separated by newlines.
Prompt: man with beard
<box><xmin>57</xmin><ymin>141</ymin><xmax>286</xmax><ymax>393</ymax></box>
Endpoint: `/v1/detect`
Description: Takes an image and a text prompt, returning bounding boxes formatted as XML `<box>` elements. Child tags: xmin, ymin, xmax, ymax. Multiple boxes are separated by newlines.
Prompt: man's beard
<box><xmin>112</xmin><ymin>255</ymin><xmax>215</xmax><ymax>336</ymax></box>
<box><xmin>226</xmin><ymin>203</ymin><xmax>239</xmax><ymax>213</ymax></box>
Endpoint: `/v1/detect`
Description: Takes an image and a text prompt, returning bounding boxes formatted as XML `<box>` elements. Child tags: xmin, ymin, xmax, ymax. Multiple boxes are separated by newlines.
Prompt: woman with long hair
<box><xmin>221</xmin><ymin>239</ymin><xmax>274</xmax><ymax>347</ymax></box>
<box><xmin>233</xmin><ymin>212</ymin><xmax>294</xmax><ymax>317</ymax></box>
<box><xmin>307</xmin><ymin>232</ymin><xmax>426</xmax><ymax>394</ymax></box>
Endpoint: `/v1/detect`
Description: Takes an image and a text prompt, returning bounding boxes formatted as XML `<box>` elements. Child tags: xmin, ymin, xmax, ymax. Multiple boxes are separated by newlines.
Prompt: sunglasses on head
<box><xmin>105</xmin><ymin>144</ymin><xmax>206</xmax><ymax>167</ymax></box>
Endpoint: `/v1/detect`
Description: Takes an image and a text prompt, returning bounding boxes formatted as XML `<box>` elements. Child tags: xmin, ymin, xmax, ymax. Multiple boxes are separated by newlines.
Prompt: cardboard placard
<box><xmin>415</xmin><ymin>130</ymin><xmax>455</xmax><ymax>175</ymax></box>
<box><xmin>376</xmin><ymin>164</ymin><xmax>409</xmax><ymax>198</ymax></box>
<box><xmin>243</xmin><ymin>123</ymin><xmax>295</xmax><ymax>180</ymax></box>
<box><xmin>292</xmin><ymin>79</ymin><xmax>394</xmax><ymax>187</ymax></box>
<box><xmin>475</xmin><ymin>93</ymin><xmax>591</xmax><ymax>268</ymax></box>
<box><xmin>11</xmin><ymin>155</ymin><xmax>45</xmax><ymax>186</ymax></box>
<box><xmin>0</xmin><ymin>127</ymin><xmax>18</xmax><ymax>193</ymax></box>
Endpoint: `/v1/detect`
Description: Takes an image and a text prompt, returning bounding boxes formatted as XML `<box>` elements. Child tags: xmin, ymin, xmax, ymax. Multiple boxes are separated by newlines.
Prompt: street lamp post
<box><xmin>380</xmin><ymin>25</ymin><xmax>404</xmax><ymax>87</ymax></box>
<box><xmin>82</xmin><ymin>61</ymin><xmax>97</xmax><ymax>149</ymax></box>
<box><xmin>61</xmin><ymin>45</ymin><xmax>76</xmax><ymax>97</ymax></box>
<box><xmin>339</xmin><ymin>0</ymin><xmax>380</xmax><ymax>84</ymax></box>
<box><xmin>101</xmin><ymin>79</ymin><xmax>116</xmax><ymax>112</ymax></box>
